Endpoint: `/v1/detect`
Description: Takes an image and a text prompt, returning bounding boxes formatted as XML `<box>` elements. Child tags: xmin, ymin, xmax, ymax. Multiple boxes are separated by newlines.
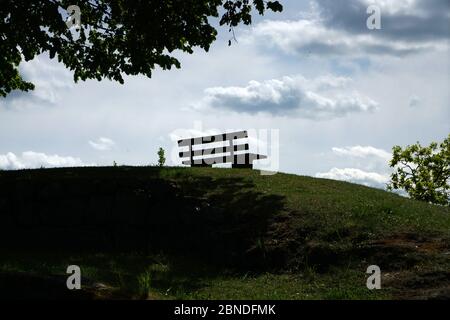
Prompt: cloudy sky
<box><xmin>1</xmin><ymin>0</ymin><xmax>449</xmax><ymax>189</ymax></box>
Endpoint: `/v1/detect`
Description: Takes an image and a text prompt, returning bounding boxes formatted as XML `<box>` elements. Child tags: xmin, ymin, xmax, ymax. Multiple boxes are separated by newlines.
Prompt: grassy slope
<box><xmin>0</xmin><ymin>166</ymin><xmax>449</xmax><ymax>299</ymax></box>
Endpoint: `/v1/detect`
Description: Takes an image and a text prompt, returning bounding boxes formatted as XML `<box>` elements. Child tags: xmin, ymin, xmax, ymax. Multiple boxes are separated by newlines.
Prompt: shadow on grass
<box><xmin>0</xmin><ymin>167</ymin><xmax>286</xmax><ymax>298</ymax></box>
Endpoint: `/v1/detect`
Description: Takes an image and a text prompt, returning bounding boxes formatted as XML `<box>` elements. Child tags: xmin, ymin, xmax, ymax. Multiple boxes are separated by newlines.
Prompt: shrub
<box><xmin>157</xmin><ymin>147</ymin><xmax>166</xmax><ymax>167</ymax></box>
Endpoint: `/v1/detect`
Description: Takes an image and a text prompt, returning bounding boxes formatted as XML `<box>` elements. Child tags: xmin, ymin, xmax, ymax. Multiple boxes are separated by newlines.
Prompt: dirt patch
<box><xmin>371</xmin><ymin>233</ymin><xmax>449</xmax><ymax>254</ymax></box>
<box><xmin>362</xmin><ymin>233</ymin><xmax>450</xmax><ymax>299</ymax></box>
<box><xmin>384</xmin><ymin>270</ymin><xmax>450</xmax><ymax>300</ymax></box>
<box><xmin>355</xmin><ymin>233</ymin><xmax>449</xmax><ymax>271</ymax></box>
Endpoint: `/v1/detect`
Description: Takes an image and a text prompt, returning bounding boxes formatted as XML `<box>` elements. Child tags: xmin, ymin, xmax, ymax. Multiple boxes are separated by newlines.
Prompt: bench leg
<box><xmin>231</xmin><ymin>163</ymin><xmax>253</xmax><ymax>169</ymax></box>
<box><xmin>192</xmin><ymin>164</ymin><xmax>212</xmax><ymax>168</ymax></box>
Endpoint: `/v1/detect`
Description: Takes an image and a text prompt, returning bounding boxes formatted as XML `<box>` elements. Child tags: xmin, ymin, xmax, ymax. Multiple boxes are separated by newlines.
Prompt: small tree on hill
<box><xmin>388</xmin><ymin>134</ymin><xmax>450</xmax><ymax>206</ymax></box>
<box><xmin>157</xmin><ymin>147</ymin><xmax>166</xmax><ymax>167</ymax></box>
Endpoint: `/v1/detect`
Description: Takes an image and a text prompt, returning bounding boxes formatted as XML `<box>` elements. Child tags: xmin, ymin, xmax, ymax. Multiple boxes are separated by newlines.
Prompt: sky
<box><xmin>0</xmin><ymin>0</ymin><xmax>449</xmax><ymax>189</ymax></box>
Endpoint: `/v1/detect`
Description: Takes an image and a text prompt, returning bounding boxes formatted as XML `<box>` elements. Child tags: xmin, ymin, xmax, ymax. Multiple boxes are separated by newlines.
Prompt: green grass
<box><xmin>160</xmin><ymin>167</ymin><xmax>449</xmax><ymax>234</ymax></box>
<box><xmin>0</xmin><ymin>166</ymin><xmax>448</xmax><ymax>299</ymax></box>
<box><xmin>0</xmin><ymin>251</ymin><xmax>390</xmax><ymax>300</ymax></box>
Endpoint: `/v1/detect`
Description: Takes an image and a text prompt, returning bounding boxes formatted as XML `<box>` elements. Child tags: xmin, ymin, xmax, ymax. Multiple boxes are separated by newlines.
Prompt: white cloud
<box><xmin>245</xmin><ymin>0</ymin><xmax>448</xmax><ymax>58</ymax></box>
<box><xmin>247</xmin><ymin>19</ymin><xmax>439</xmax><ymax>58</ymax></box>
<box><xmin>0</xmin><ymin>56</ymin><xmax>73</xmax><ymax>109</ymax></box>
<box><xmin>316</xmin><ymin>167</ymin><xmax>389</xmax><ymax>188</ymax></box>
<box><xmin>360</xmin><ymin>0</ymin><xmax>419</xmax><ymax>15</ymax></box>
<box><xmin>88</xmin><ymin>137</ymin><xmax>116</xmax><ymax>151</ymax></box>
<box><xmin>0</xmin><ymin>151</ymin><xmax>90</xmax><ymax>170</ymax></box>
<box><xmin>331</xmin><ymin>145</ymin><xmax>391</xmax><ymax>161</ymax></box>
<box><xmin>315</xmin><ymin>145</ymin><xmax>393</xmax><ymax>189</ymax></box>
<box><xmin>195</xmin><ymin>74</ymin><xmax>377</xmax><ymax>119</ymax></box>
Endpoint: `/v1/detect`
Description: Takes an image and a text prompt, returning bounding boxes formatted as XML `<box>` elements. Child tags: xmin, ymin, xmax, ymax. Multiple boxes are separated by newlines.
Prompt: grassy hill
<box><xmin>0</xmin><ymin>166</ymin><xmax>449</xmax><ymax>299</ymax></box>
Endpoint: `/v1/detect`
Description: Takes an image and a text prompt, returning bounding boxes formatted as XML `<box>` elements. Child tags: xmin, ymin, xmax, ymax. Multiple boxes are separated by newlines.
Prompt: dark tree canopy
<box><xmin>0</xmin><ymin>0</ymin><xmax>283</xmax><ymax>97</ymax></box>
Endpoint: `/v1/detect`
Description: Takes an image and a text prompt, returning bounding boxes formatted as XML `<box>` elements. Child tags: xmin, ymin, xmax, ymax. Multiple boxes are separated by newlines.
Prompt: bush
<box><xmin>157</xmin><ymin>147</ymin><xmax>166</xmax><ymax>167</ymax></box>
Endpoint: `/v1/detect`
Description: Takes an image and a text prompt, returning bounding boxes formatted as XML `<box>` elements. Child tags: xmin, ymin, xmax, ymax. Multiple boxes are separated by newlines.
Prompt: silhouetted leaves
<box><xmin>0</xmin><ymin>0</ymin><xmax>283</xmax><ymax>97</ymax></box>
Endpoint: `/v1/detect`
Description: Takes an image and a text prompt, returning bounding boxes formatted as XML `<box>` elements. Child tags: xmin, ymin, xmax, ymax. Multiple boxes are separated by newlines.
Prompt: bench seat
<box><xmin>182</xmin><ymin>153</ymin><xmax>267</xmax><ymax>168</ymax></box>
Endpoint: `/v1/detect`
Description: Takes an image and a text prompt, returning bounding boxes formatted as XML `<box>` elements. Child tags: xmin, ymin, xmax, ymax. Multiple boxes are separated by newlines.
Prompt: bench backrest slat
<box><xmin>179</xmin><ymin>143</ymin><xmax>249</xmax><ymax>158</ymax></box>
<box><xmin>177</xmin><ymin>130</ymin><xmax>248</xmax><ymax>147</ymax></box>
